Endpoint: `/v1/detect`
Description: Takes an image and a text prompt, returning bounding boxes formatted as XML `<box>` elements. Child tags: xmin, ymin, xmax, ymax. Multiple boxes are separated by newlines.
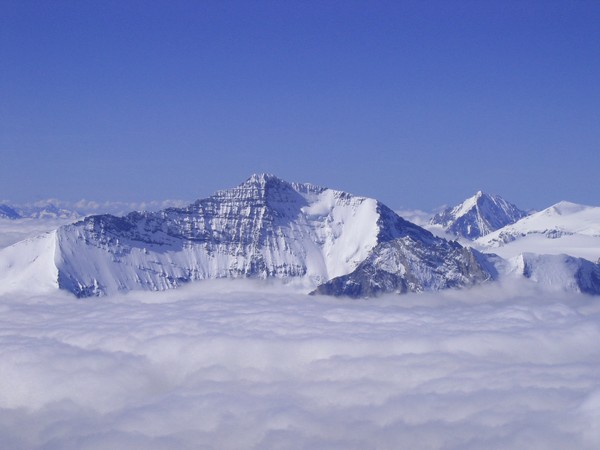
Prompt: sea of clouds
<box><xmin>1</xmin><ymin>279</ymin><xmax>600</xmax><ymax>449</ymax></box>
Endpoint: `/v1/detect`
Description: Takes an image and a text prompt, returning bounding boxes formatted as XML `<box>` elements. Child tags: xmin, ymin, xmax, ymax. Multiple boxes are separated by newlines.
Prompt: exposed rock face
<box><xmin>312</xmin><ymin>235</ymin><xmax>495</xmax><ymax>297</ymax></box>
<box><xmin>510</xmin><ymin>253</ymin><xmax>600</xmax><ymax>295</ymax></box>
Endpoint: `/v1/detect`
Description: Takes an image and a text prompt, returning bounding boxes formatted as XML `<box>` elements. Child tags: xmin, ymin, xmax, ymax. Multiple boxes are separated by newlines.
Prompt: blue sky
<box><xmin>1</xmin><ymin>0</ymin><xmax>599</xmax><ymax>211</ymax></box>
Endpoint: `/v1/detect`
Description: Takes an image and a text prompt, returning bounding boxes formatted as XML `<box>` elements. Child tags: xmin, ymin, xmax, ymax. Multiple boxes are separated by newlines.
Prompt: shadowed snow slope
<box><xmin>506</xmin><ymin>253</ymin><xmax>600</xmax><ymax>295</ymax></box>
<box><xmin>430</xmin><ymin>191</ymin><xmax>528</xmax><ymax>239</ymax></box>
<box><xmin>1</xmin><ymin>281</ymin><xmax>600</xmax><ymax>449</ymax></box>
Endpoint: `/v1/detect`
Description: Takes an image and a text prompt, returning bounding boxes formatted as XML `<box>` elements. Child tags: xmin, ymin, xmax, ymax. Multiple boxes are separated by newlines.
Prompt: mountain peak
<box><xmin>234</xmin><ymin>173</ymin><xmax>297</xmax><ymax>193</ymax></box>
<box><xmin>219</xmin><ymin>174</ymin><xmax>327</xmax><ymax>201</ymax></box>
<box><xmin>244</xmin><ymin>173</ymin><xmax>283</xmax><ymax>185</ymax></box>
<box><xmin>210</xmin><ymin>174</ymin><xmax>295</xmax><ymax>202</ymax></box>
<box><xmin>431</xmin><ymin>192</ymin><xmax>527</xmax><ymax>239</ymax></box>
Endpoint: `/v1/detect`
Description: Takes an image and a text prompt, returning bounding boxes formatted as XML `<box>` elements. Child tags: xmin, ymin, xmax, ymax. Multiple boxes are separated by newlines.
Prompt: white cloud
<box><xmin>394</xmin><ymin>208</ymin><xmax>432</xmax><ymax>226</ymax></box>
<box><xmin>1</xmin><ymin>281</ymin><xmax>600</xmax><ymax>449</ymax></box>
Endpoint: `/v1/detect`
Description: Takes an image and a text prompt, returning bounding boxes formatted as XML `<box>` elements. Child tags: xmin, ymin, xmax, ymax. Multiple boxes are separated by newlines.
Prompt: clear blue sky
<box><xmin>1</xmin><ymin>0</ymin><xmax>599</xmax><ymax>211</ymax></box>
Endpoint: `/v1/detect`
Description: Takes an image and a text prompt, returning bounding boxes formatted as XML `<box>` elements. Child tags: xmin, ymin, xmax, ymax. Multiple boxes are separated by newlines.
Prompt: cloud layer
<box><xmin>1</xmin><ymin>281</ymin><xmax>600</xmax><ymax>449</ymax></box>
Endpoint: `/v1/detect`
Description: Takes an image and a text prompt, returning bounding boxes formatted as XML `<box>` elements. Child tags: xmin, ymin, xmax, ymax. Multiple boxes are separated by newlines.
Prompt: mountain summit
<box><xmin>430</xmin><ymin>191</ymin><xmax>527</xmax><ymax>239</ymax></box>
<box><xmin>0</xmin><ymin>202</ymin><xmax>78</xmax><ymax>220</ymax></box>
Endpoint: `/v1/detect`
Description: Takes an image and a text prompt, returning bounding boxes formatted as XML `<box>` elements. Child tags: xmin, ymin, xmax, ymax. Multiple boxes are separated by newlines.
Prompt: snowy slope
<box><xmin>430</xmin><ymin>191</ymin><xmax>528</xmax><ymax>239</ymax></box>
<box><xmin>0</xmin><ymin>231</ymin><xmax>59</xmax><ymax>294</ymax></box>
<box><xmin>475</xmin><ymin>201</ymin><xmax>600</xmax><ymax>261</ymax></box>
<box><xmin>505</xmin><ymin>253</ymin><xmax>600</xmax><ymax>295</ymax></box>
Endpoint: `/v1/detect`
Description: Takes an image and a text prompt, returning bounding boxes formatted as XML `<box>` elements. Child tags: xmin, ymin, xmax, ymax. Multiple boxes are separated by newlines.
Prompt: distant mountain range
<box><xmin>1</xmin><ymin>175</ymin><xmax>599</xmax><ymax>298</ymax></box>
<box><xmin>0</xmin><ymin>204</ymin><xmax>21</xmax><ymax>219</ymax></box>
<box><xmin>0</xmin><ymin>202</ymin><xmax>79</xmax><ymax>220</ymax></box>
<box><xmin>0</xmin><ymin>199</ymin><xmax>190</xmax><ymax>220</ymax></box>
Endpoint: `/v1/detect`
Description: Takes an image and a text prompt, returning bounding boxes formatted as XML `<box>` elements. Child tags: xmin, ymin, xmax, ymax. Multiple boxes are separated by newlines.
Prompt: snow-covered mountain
<box><xmin>0</xmin><ymin>174</ymin><xmax>496</xmax><ymax>298</ymax></box>
<box><xmin>430</xmin><ymin>191</ymin><xmax>528</xmax><ymax>239</ymax></box>
<box><xmin>475</xmin><ymin>201</ymin><xmax>600</xmax><ymax>262</ymax></box>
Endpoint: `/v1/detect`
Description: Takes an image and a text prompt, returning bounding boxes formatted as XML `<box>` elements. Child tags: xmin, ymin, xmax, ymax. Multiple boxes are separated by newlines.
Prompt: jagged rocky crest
<box><xmin>430</xmin><ymin>191</ymin><xmax>527</xmax><ymax>239</ymax></box>
<box><xmin>52</xmin><ymin>174</ymin><xmax>497</xmax><ymax>298</ymax></box>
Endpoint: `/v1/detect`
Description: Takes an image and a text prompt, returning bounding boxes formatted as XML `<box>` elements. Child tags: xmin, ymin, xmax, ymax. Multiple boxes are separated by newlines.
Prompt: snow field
<box><xmin>475</xmin><ymin>202</ymin><xmax>600</xmax><ymax>260</ymax></box>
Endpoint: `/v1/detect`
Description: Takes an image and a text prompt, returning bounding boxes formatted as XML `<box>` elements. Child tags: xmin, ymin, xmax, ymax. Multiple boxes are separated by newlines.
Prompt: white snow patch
<box><xmin>476</xmin><ymin>201</ymin><xmax>600</xmax><ymax>261</ymax></box>
<box><xmin>0</xmin><ymin>231</ymin><xmax>59</xmax><ymax>294</ymax></box>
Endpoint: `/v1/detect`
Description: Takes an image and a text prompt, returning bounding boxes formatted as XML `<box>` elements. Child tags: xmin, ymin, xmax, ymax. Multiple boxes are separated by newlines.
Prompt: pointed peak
<box><xmin>245</xmin><ymin>173</ymin><xmax>281</xmax><ymax>184</ymax></box>
<box><xmin>238</xmin><ymin>173</ymin><xmax>292</xmax><ymax>189</ymax></box>
<box><xmin>472</xmin><ymin>190</ymin><xmax>495</xmax><ymax>203</ymax></box>
<box><xmin>430</xmin><ymin>190</ymin><xmax>526</xmax><ymax>239</ymax></box>
<box><xmin>208</xmin><ymin>174</ymin><xmax>328</xmax><ymax>201</ymax></box>
<box><xmin>209</xmin><ymin>173</ymin><xmax>297</xmax><ymax>200</ymax></box>
<box><xmin>471</xmin><ymin>191</ymin><xmax>509</xmax><ymax>205</ymax></box>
